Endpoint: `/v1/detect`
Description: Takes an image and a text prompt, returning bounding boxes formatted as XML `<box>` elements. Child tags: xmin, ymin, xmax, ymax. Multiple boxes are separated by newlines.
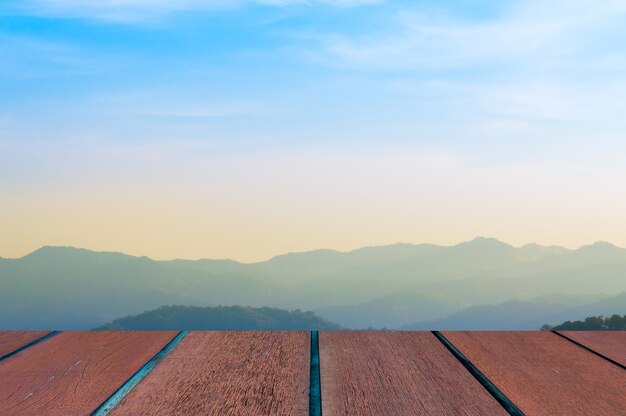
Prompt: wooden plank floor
<box><xmin>443</xmin><ymin>331</ymin><xmax>626</xmax><ymax>416</ymax></box>
<box><xmin>319</xmin><ymin>331</ymin><xmax>508</xmax><ymax>416</ymax></box>
<box><xmin>110</xmin><ymin>331</ymin><xmax>310</xmax><ymax>416</ymax></box>
<box><xmin>0</xmin><ymin>331</ymin><xmax>176</xmax><ymax>416</ymax></box>
<box><xmin>0</xmin><ymin>331</ymin><xmax>50</xmax><ymax>358</ymax></box>
<box><xmin>558</xmin><ymin>331</ymin><xmax>626</xmax><ymax>367</ymax></box>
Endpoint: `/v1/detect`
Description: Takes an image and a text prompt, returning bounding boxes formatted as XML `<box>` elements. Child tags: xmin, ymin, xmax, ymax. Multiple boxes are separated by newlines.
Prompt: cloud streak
<box><xmin>306</xmin><ymin>0</ymin><xmax>626</xmax><ymax>71</ymax></box>
<box><xmin>288</xmin><ymin>0</ymin><xmax>626</xmax><ymax>142</ymax></box>
<box><xmin>4</xmin><ymin>0</ymin><xmax>382</xmax><ymax>23</ymax></box>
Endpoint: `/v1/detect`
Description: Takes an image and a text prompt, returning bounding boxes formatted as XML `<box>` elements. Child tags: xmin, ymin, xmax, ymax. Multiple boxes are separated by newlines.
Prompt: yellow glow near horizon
<box><xmin>2</xmin><ymin>144</ymin><xmax>625</xmax><ymax>262</ymax></box>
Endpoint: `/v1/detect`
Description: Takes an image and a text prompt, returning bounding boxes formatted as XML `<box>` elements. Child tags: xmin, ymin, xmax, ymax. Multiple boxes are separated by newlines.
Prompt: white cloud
<box><xmin>306</xmin><ymin>0</ymin><xmax>626</xmax><ymax>71</ymax></box>
<box><xmin>290</xmin><ymin>0</ymin><xmax>626</xmax><ymax>139</ymax></box>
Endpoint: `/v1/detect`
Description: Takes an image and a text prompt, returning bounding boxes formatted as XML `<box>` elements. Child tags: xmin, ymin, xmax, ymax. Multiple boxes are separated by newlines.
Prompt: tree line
<box><xmin>542</xmin><ymin>314</ymin><xmax>626</xmax><ymax>331</ymax></box>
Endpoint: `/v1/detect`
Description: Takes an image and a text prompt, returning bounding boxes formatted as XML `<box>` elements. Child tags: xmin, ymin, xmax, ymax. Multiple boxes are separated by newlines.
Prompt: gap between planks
<box><xmin>0</xmin><ymin>331</ymin><xmax>61</xmax><ymax>363</ymax></box>
<box><xmin>309</xmin><ymin>331</ymin><xmax>322</xmax><ymax>416</ymax></box>
<box><xmin>91</xmin><ymin>331</ymin><xmax>189</xmax><ymax>416</ymax></box>
<box><xmin>432</xmin><ymin>331</ymin><xmax>525</xmax><ymax>416</ymax></box>
<box><xmin>551</xmin><ymin>331</ymin><xmax>626</xmax><ymax>371</ymax></box>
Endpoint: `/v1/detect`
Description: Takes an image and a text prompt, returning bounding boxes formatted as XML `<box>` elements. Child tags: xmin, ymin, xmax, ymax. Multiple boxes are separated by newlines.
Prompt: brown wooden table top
<box><xmin>0</xmin><ymin>330</ymin><xmax>623</xmax><ymax>416</ymax></box>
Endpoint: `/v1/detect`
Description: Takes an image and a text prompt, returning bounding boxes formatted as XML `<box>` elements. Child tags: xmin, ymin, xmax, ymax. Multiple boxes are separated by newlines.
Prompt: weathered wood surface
<box><xmin>319</xmin><ymin>331</ymin><xmax>508</xmax><ymax>416</ymax></box>
<box><xmin>559</xmin><ymin>331</ymin><xmax>626</xmax><ymax>367</ymax></box>
<box><xmin>0</xmin><ymin>331</ymin><xmax>176</xmax><ymax>416</ymax></box>
<box><xmin>111</xmin><ymin>331</ymin><xmax>309</xmax><ymax>416</ymax></box>
<box><xmin>0</xmin><ymin>331</ymin><xmax>50</xmax><ymax>358</ymax></box>
<box><xmin>443</xmin><ymin>331</ymin><xmax>626</xmax><ymax>416</ymax></box>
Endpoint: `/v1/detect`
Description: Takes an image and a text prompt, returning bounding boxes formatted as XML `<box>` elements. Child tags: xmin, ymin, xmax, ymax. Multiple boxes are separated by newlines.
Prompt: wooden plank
<box><xmin>443</xmin><ymin>331</ymin><xmax>626</xmax><ymax>416</ymax></box>
<box><xmin>0</xmin><ymin>331</ymin><xmax>177</xmax><ymax>416</ymax></box>
<box><xmin>110</xmin><ymin>331</ymin><xmax>310</xmax><ymax>416</ymax></box>
<box><xmin>558</xmin><ymin>331</ymin><xmax>626</xmax><ymax>367</ymax></box>
<box><xmin>0</xmin><ymin>331</ymin><xmax>50</xmax><ymax>358</ymax></box>
<box><xmin>319</xmin><ymin>331</ymin><xmax>508</xmax><ymax>416</ymax></box>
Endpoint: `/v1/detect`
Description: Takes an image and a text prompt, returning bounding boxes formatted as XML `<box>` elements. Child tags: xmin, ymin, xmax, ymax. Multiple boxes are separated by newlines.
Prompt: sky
<box><xmin>1</xmin><ymin>0</ymin><xmax>626</xmax><ymax>261</ymax></box>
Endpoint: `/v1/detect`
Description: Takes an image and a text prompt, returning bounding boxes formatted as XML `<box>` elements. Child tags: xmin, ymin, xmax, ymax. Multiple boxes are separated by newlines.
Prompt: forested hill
<box><xmin>95</xmin><ymin>305</ymin><xmax>343</xmax><ymax>330</ymax></box>
<box><xmin>547</xmin><ymin>314</ymin><xmax>626</xmax><ymax>330</ymax></box>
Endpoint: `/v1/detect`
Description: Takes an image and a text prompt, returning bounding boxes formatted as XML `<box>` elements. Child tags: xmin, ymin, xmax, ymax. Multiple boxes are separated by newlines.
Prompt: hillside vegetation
<box><xmin>547</xmin><ymin>314</ymin><xmax>626</xmax><ymax>331</ymax></box>
<box><xmin>96</xmin><ymin>305</ymin><xmax>343</xmax><ymax>331</ymax></box>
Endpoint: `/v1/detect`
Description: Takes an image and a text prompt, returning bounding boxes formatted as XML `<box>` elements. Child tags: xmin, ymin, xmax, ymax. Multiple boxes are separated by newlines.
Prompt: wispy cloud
<box><xmin>305</xmin><ymin>0</ymin><xmax>626</xmax><ymax>71</ymax></box>
<box><xmin>286</xmin><ymin>0</ymin><xmax>626</xmax><ymax>138</ymax></box>
<box><xmin>0</xmin><ymin>34</ymin><xmax>116</xmax><ymax>78</ymax></box>
<box><xmin>4</xmin><ymin>0</ymin><xmax>382</xmax><ymax>23</ymax></box>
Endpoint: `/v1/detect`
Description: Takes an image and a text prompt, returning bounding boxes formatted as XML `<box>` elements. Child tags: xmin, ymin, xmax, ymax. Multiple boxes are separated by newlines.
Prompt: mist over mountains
<box><xmin>1</xmin><ymin>237</ymin><xmax>625</xmax><ymax>330</ymax></box>
<box><xmin>401</xmin><ymin>293</ymin><xmax>626</xmax><ymax>331</ymax></box>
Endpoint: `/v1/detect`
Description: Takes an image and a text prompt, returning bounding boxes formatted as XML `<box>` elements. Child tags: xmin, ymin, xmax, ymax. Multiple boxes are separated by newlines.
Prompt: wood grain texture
<box><xmin>110</xmin><ymin>331</ymin><xmax>309</xmax><ymax>416</ymax></box>
<box><xmin>443</xmin><ymin>331</ymin><xmax>626</xmax><ymax>416</ymax></box>
<box><xmin>319</xmin><ymin>331</ymin><xmax>508</xmax><ymax>416</ymax></box>
<box><xmin>0</xmin><ymin>331</ymin><xmax>50</xmax><ymax>358</ymax></box>
<box><xmin>559</xmin><ymin>331</ymin><xmax>626</xmax><ymax>367</ymax></box>
<box><xmin>0</xmin><ymin>331</ymin><xmax>176</xmax><ymax>416</ymax></box>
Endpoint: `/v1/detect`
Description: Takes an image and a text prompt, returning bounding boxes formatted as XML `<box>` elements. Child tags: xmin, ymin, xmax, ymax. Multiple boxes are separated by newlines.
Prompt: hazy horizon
<box><xmin>3</xmin><ymin>235</ymin><xmax>626</xmax><ymax>330</ymax></box>
<box><xmin>2</xmin><ymin>236</ymin><xmax>624</xmax><ymax>263</ymax></box>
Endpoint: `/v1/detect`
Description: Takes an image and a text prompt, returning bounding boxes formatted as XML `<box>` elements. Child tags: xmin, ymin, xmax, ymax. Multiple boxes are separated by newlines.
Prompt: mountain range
<box><xmin>1</xmin><ymin>237</ymin><xmax>625</xmax><ymax>330</ymax></box>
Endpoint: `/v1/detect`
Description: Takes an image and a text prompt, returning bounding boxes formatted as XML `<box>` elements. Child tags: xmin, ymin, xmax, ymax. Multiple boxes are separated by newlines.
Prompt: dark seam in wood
<box><xmin>309</xmin><ymin>331</ymin><xmax>322</xmax><ymax>416</ymax></box>
<box><xmin>91</xmin><ymin>330</ymin><xmax>189</xmax><ymax>415</ymax></box>
<box><xmin>0</xmin><ymin>331</ymin><xmax>60</xmax><ymax>363</ymax></box>
<box><xmin>432</xmin><ymin>331</ymin><xmax>525</xmax><ymax>416</ymax></box>
<box><xmin>551</xmin><ymin>331</ymin><xmax>626</xmax><ymax>371</ymax></box>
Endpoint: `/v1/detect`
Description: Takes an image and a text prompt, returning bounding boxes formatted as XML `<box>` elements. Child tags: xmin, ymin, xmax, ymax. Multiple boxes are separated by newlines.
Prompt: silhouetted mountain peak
<box><xmin>454</xmin><ymin>237</ymin><xmax>513</xmax><ymax>251</ymax></box>
<box><xmin>575</xmin><ymin>241</ymin><xmax>624</xmax><ymax>257</ymax></box>
<box><xmin>518</xmin><ymin>243</ymin><xmax>569</xmax><ymax>259</ymax></box>
<box><xmin>22</xmin><ymin>246</ymin><xmax>134</xmax><ymax>265</ymax></box>
<box><xmin>520</xmin><ymin>243</ymin><xmax>566</xmax><ymax>251</ymax></box>
<box><xmin>267</xmin><ymin>248</ymin><xmax>340</xmax><ymax>262</ymax></box>
<box><xmin>586</xmin><ymin>241</ymin><xmax>619</xmax><ymax>249</ymax></box>
<box><xmin>471</xmin><ymin>236</ymin><xmax>509</xmax><ymax>245</ymax></box>
<box><xmin>25</xmin><ymin>245</ymin><xmax>84</xmax><ymax>258</ymax></box>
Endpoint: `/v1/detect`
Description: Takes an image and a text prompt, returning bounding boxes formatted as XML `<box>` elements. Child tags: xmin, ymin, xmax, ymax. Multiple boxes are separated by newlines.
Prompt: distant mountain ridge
<box><xmin>2</xmin><ymin>237</ymin><xmax>625</xmax><ymax>330</ymax></box>
<box><xmin>315</xmin><ymin>293</ymin><xmax>462</xmax><ymax>329</ymax></box>
<box><xmin>402</xmin><ymin>292</ymin><xmax>626</xmax><ymax>330</ymax></box>
<box><xmin>96</xmin><ymin>305</ymin><xmax>343</xmax><ymax>331</ymax></box>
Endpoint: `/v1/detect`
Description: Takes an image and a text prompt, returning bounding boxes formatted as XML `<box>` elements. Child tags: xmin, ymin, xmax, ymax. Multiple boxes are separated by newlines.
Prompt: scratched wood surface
<box><xmin>110</xmin><ymin>331</ymin><xmax>310</xmax><ymax>416</ymax></box>
<box><xmin>559</xmin><ymin>331</ymin><xmax>626</xmax><ymax>367</ymax></box>
<box><xmin>319</xmin><ymin>331</ymin><xmax>508</xmax><ymax>416</ymax></box>
<box><xmin>0</xmin><ymin>331</ymin><xmax>50</xmax><ymax>358</ymax></box>
<box><xmin>0</xmin><ymin>331</ymin><xmax>176</xmax><ymax>416</ymax></box>
<box><xmin>443</xmin><ymin>331</ymin><xmax>626</xmax><ymax>416</ymax></box>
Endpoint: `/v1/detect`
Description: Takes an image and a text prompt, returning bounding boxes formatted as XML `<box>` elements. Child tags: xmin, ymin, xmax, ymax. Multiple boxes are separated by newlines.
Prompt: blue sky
<box><xmin>3</xmin><ymin>0</ymin><xmax>623</xmax><ymax>151</ymax></box>
<box><xmin>1</xmin><ymin>1</ymin><xmax>626</xmax><ymax>260</ymax></box>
